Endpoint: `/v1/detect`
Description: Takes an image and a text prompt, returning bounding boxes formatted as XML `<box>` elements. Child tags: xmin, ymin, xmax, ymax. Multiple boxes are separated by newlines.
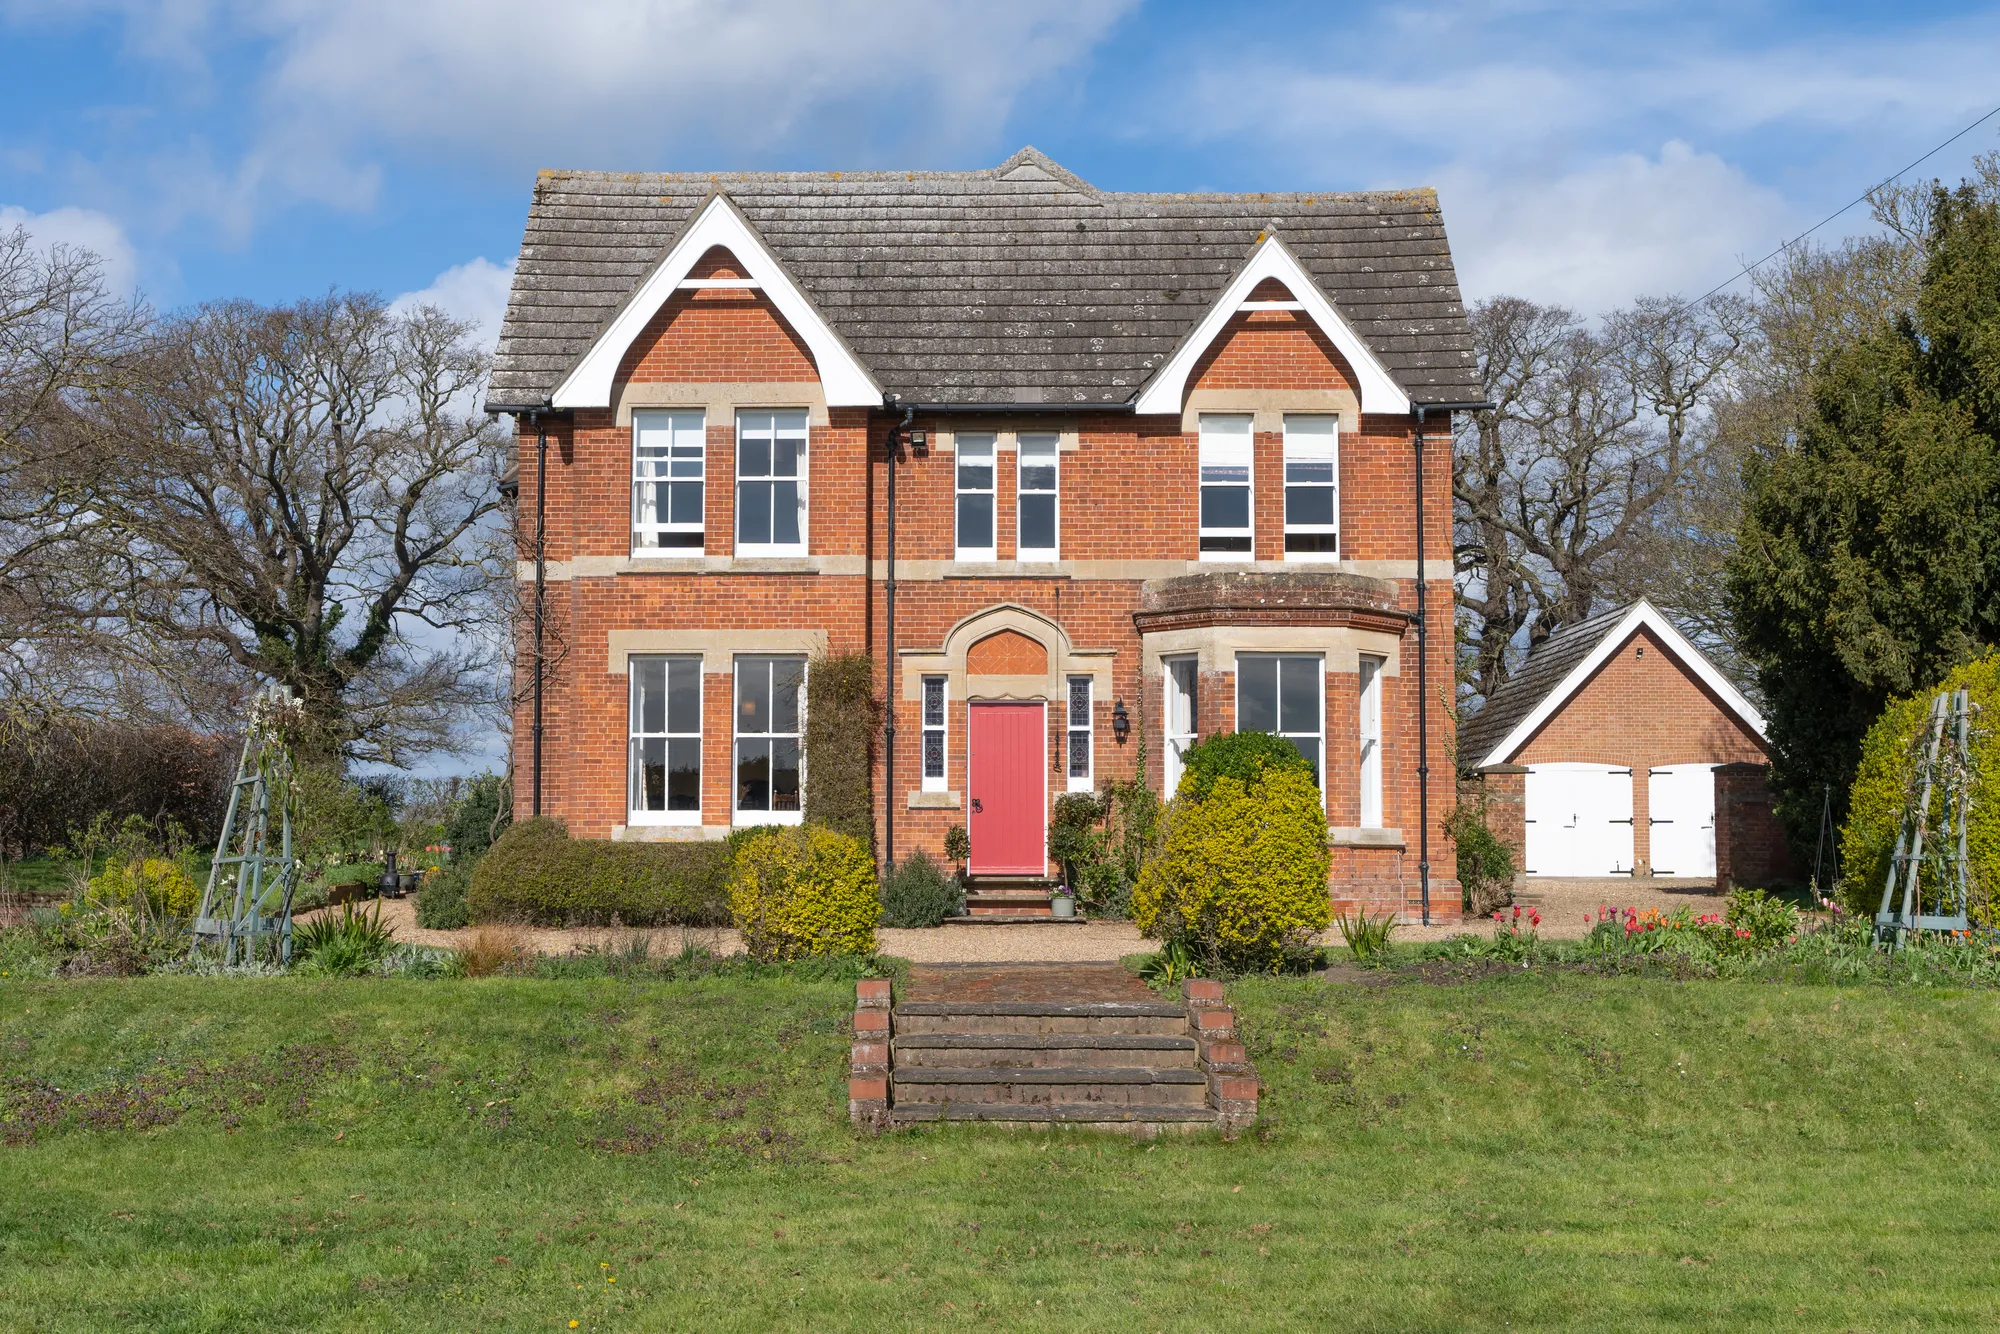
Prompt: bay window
<box><xmin>1237</xmin><ymin>654</ymin><xmax>1324</xmax><ymax>798</ymax></box>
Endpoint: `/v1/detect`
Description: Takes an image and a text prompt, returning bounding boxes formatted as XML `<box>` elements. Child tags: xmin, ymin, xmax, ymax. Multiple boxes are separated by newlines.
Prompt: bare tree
<box><xmin>79</xmin><ymin>293</ymin><xmax>510</xmax><ymax>764</ymax></box>
<box><xmin>1453</xmin><ymin>294</ymin><xmax>1750</xmax><ymax>707</ymax></box>
<box><xmin>0</xmin><ymin>228</ymin><xmax>151</xmax><ymax>731</ymax></box>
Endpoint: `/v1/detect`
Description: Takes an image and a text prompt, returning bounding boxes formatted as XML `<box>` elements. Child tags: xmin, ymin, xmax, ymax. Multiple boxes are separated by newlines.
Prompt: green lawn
<box><xmin>2</xmin><ymin>970</ymin><xmax>1996</xmax><ymax>1332</ymax></box>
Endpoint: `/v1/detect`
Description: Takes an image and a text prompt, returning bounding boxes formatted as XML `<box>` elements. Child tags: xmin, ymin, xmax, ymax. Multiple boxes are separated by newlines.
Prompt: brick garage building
<box><xmin>1458</xmin><ymin>601</ymin><xmax>1797</xmax><ymax>888</ymax></box>
<box><xmin>486</xmin><ymin>148</ymin><xmax>1486</xmax><ymax>922</ymax></box>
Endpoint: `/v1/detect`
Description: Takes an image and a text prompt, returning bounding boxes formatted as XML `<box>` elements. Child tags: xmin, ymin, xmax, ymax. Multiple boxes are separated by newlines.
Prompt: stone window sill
<box><xmin>907</xmin><ymin>790</ymin><xmax>963</xmax><ymax>810</ymax></box>
<box><xmin>1330</xmin><ymin>826</ymin><xmax>1404</xmax><ymax>849</ymax></box>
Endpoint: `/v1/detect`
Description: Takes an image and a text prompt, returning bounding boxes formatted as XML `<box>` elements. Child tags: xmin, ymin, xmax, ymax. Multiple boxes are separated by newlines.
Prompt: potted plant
<box><xmin>1051</xmin><ymin>885</ymin><xmax>1076</xmax><ymax>918</ymax></box>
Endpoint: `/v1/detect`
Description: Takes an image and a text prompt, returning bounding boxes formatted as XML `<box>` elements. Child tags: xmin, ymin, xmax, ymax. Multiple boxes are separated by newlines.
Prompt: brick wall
<box><xmin>1714</xmin><ymin>763</ymin><xmax>1801</xmax><ymax>889</ymax></box>
<box><xmin>513</xmin><ymin>249</ymin><xmax>1460</xmax><ymax>920</ymax></box>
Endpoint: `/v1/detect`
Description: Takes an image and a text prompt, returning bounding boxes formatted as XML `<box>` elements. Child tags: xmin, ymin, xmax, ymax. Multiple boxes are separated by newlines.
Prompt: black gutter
<box><xmin>1411</xmin><ymin>399</ymin><xmax>1493</xmax><ymax>927</ymax></box>
<box><xmin>882</xmin><ymin>400</ymin><xmax>915</xmax><ymax>873</ymax></box>
<box><xmin>902</xmin><ymin>401</ymin><xmax>1134</xmax><ymax>415</ymax></box>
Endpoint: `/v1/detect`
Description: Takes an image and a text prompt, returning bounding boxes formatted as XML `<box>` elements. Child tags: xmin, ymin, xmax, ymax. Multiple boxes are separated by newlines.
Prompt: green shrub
<box><xmin>1048</xmin><ymin>791</ymin><xmax>1107</xmax><ymax>891</ymax></box>
<box><xmin>1840</xmin><ymin>652</ymin><xmax>2000</xmax><ymax>921</ymax></box>
<box><xmin>943</xmin><ymin>824</ymin><xmax>970</xmax><ymax>868</ymax></box>
<box><xmin>292</xmin><ymin>901</ymin><xmax>396</xmax><ymax>975</ymax></box>
<box><xmin>415</xmin><ymin>860</ymin><xmax>472</xmax><ymax>930</ymax></box>
<box><xmin>1173</xmin><ymin>729</ymin><xmax>1313</xmax><ymax>800</ymax></box>
<box><xmin>467</xmin><ymin>818</ymin><xmax>731</xmax><ymax>927</ymax></box>
<box><xmin>87</xmin><ymin>856</ymin><xmax>200</xmax><ymax>918</ymax></box>
<box><xmin>803</xmin><ymin>652</ymin><xmax>878</xmax><ymax>847</ymax></box>
<box><xmin>879</xmin><ymin>849</ymin><xmax>962</xmax><ymax>927</ymax></box>
<box><xmin>1132</xmin><ymin>759</ymin><xmax>1330</xmax><ymax>973</ymax></box>
<box><xmin>729</xmin><ymin>824</ymin><xmax>879</xmax><ymax>960</ymax></box>
<box><xmin>443</xmin><ymin>774</ymin><xmax>510</xmax><ymax>862</ymax></box>
<box><xmin>1446</xmin><ymin>798</ymin><xmax>1515</xmax><ymax>917</ymax></box>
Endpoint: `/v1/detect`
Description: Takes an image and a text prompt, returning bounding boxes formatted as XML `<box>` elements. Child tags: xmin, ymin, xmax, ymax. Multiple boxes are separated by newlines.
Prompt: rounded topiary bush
<box><xmin>1174</xmin><ymin>728</ymin><xmax>1315</xmax><ymax>800</ymax></box>
<box><xmin>729</xmin><ymin>824</ymin><xmax>879</xmax><ymax>960</ymax></box>
<box><xmin>1841</xmin><ymin>652</ymin><xmax>2000</xmax><ymax>921</ymax></box>
<box><xmin>1132</xmin><ymin>731</ymin><xmax>1329</xmax><ymax>972</ymax></box>
<box><xmin>879</xmin><ymin>849</ymin><xmax>962</xmax><ymax>928</ymax></box>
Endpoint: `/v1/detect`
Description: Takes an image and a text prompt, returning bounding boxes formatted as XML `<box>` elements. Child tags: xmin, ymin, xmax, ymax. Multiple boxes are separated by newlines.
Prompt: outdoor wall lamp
<box><xmin>908</xmin><ymin>429</ymin><xmax>928</xmax><ymax>457</ymax></box>
<box><xmin>1112</xmin><ymin>698</ymin><xmax>1131</xmax><ymax>745</ymax></box>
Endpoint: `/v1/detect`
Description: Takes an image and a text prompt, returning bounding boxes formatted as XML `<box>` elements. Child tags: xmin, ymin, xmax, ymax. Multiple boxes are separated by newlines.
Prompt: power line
<box><xmin>1689</xmin><ymin>99</ymin><xmax>2000</xmax><ymax>308</ymax></box>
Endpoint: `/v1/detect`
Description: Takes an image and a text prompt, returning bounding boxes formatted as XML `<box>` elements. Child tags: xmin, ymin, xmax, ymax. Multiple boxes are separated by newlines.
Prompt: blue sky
<box><xmin>4</xmin><ymin>0</ymin><xmax>1998</xmax><ymax>345</ymax></box>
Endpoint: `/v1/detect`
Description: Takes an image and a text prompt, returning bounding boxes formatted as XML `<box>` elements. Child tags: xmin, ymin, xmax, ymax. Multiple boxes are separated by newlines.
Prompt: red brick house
<box><xmin>1458</xmin><ymin>601</ymin><xmax>1797</xmax><ymax>887</ymax></box>
<box><xmin>485</xmin><ymin>148</ymin><xmax>1483</xmax><ymax>922</ymax></box>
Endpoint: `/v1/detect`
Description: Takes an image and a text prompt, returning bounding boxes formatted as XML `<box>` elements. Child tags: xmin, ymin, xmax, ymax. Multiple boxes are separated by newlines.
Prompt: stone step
<box><xmin>892</xmin><ymin>1066</ymin><xmax>1210</xmax><ymax>1107</ymax></box>
<box><xmin>889</xmin><ymin>1102</ymin><xmax>1218</xmax><ymax>1127</ymax></box>
<box><xmin>892</xmin><ymin>1001</ymin><xmax>1189</xmax><ymax>1038</ymax></box>
<box><xmin>894</xmin><ymin>1033</ymin><xmax>1198</xmax><ymax>1070</ymax></box>
<box><xmin>942</xmin><ymin>914</ymin><xmax>1087</xmax><ymax>926</ymax></box>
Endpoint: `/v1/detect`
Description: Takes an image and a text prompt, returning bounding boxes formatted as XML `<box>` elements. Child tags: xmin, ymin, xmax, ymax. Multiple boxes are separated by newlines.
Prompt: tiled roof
<box><xmin>1457</xmin><ymin>604</ymin><xmax>1636</xmax><ymax>769</ymax></box>
<box><xmin>489</xmin><ymin>146</ymin><xmax>1480</xmax><ymax>410</ymax></box>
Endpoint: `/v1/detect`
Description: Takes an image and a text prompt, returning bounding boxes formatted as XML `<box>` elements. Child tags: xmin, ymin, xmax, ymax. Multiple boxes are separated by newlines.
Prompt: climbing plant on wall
<box><xmin>803</xmin><ymin>652</ymin><xmax>878</xmax><ymax>849</ymax></box>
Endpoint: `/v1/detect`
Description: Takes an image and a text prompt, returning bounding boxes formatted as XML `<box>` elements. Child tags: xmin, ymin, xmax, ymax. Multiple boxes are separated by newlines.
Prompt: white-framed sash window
<box><xmin>632</xmin><ymin>409</ymin><xmax>706</xmax><ymax>551</ymax></box>
<box><xmin>956</xmin><ymin>432</ymin><xmax>997</xmax><ymax>560</ymax></box>
<box><xmin>1164</xmin><ymin>656</ymin><xmax>1199</xmax><ymax>797</ymax></box>
<box><xmin>1237</xmin><ymin>653</ymin><xmax>1325</xmax><ymax>803</ymax></box>
<box><xmin>1283</xmin><ymin>414</ymin><xmax>1339</xmax><ymax>560</ymax></box>
<box><xmin>735</xmin><ymin>409</ymin><xmax>808</xmax><ymax>556</ymax></box>
<box><xmin>734</xmin><ymin>655</ymin><xmax>805</xmax><ymax>824</ymax></box>
<box><xmin>1066</xmin><ymin>674</ymin><xmax>1094</xmax><ymax>792</ymax></box>
<box><xmin>1017</xmin><ymin>432</ymin><xmax>1059</xmax><ymax>560</ymax></box>
<box><xmin>629</xmin><ymin>655</ymin><xmax>701</xmax><ymax>824</ymax></box>
<box><xmin>921</xmin><ymin>674</ymin><xmax>948</xmax><ymax>792</ymax></box>
<box><xmin>1198</xmin><ymin>413</ymin><xmax>1254</xmax><ymax>559</ymax></box>
<box><xmin>1358</xmin><ymin>653</ymin><xmax>1384</xmax><ymax>827</ymax></box>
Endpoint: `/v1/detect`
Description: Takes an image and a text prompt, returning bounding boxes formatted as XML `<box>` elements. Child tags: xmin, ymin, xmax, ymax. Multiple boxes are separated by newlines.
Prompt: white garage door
<box><xmin>1648</xmin><ymin>765</ymin><xmax>1717</xmax><ymax>876</ymax></box>
<box><xmin>1524</xmin><ymin>764</ymin><xmax>1635</xmax><ymax>876</ymax></box>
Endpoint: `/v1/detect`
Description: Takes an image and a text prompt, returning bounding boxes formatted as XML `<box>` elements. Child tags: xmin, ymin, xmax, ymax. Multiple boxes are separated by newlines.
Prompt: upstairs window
<box><xmin>735</xmin><ymin>655</ymin><xmax>804</xmax><ymax>824</ymax></box>
<box><xmin>1017</xmin><ymin>433</ymin><xmax>1059</xmax><ymax>560</ymax></box>
<box><xmin>1283</xmin><ymin>415</ymin><xmax>1339</xmax><ymax>560</ymax></box>
<box><xmin>736</xmin><ymin>410</ymin><xmax>807</xmax><ymax>556</ymax></box>
<box><xmin>1237</xmin><ymin>653</ymin><xmax>1323</xmax><ymax>798</ymax></box>
<box><xmin>629</xmin><ymin>655</ymin><xmax>701</xmax><ymax>824</ymax></box>
<box><xmin>1198</xmin><ymin>413</ymin><xmax>1253</xmax><ymax>559</ymax></box>
<box><xmin>921</xmin><ymin>674</ymin><xmax>948</xmax><ymax>792</ymax></box>
<box><xmin>956</xmin><ymin>433</ymin><xmax>996</xmax><ymax>560</ymax></box>
<box><xmin>632</xmin><ymin>410</ymin><xmax>705</xmax><ymax>550</ymax></box>
<box><xmin>1066</xmin><ymin>675</ymin><xmax>1094</xmax><ymax>791</ymax></box>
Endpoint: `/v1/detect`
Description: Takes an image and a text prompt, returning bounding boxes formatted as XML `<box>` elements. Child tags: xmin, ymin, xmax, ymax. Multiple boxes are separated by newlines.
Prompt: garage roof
<box><xmin>1459</xmin><ymin>601</ymin><xmax>1767</xmax><ymax>771</ymax></box>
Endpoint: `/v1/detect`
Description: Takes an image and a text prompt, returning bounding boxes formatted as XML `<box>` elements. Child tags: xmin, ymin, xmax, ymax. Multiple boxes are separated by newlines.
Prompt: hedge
<box><xmin>803</xmin><ymin>652</ymin><xmax>878</xmax><ymax>847</ymax></box>
<box><xmin>1840</xmin><ymin>652</ymin><xmax>2000</xmax><ymax>922</ymax></box>
<box><xmin>467</xmin><ymin>818</ymin><xmax>731</xmax><ymax>927</ymax></box>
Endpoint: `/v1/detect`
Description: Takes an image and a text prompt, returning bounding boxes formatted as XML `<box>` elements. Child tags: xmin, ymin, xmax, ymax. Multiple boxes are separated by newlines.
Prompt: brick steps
<box><xmin>962</xmin><ymin>875</ymin><xmax>1061</xmax><ymax>918</ymax></box>
<box><xmin>848</xmin><ymin>978</ymin><xmax>1260</xmax><ymax>1134</ymax></box>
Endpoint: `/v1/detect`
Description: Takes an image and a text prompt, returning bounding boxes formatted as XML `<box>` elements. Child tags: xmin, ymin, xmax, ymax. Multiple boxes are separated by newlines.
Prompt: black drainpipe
<box><xmin>882</xmin><ymin>401</ymin><xmax>914</xmax><ymax>871</ymax></box>
<box><xmin>1412</xmin><ymin>400</ymin><xmax>1493</xmax><ymax>926</ymax></box>
<box><xmin>532</xmin><ymin>409</ymin><xmax>547</xmax><ymax>818</ymax></box>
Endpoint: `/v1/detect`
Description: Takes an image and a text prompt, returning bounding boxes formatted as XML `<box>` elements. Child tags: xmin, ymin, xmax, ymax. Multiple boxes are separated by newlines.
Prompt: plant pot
<box><xmin>1052</xmin><ymin>894</ymin><xmax>1076</xmax><ymax>919</ymax></box>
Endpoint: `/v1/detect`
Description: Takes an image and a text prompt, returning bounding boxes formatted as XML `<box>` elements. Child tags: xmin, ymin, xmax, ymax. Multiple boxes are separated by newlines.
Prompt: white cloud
<box><xmin>390</xmin><ymin>255</ymin><xmax>516</xmax><ymax>354</ymax></box>
<box><xmin>0</xmin><ymin>203</ymin><xmax>139</xmax><ymax>293</ymax></box>
<box><xmin>15</xmin><ymin>0</ymin><xmax>1136</xmax><ymax>235</ymax></box>
<box><xmin>1435</xmin><ymin>142</ymin><xmax>1793</xmax><ymax>311</ymax></box>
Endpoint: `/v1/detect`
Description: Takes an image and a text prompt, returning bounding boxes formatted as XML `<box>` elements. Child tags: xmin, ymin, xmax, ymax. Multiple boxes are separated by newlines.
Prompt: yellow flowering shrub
<box><xmin>88</xmin><ymin>857</ymin><xmax>202</xmax><ymax>918</ymax></box>
<box><xmin>728</xmin><ymin>824</ymin><xmax>879</xmax><ymax>961</ymax></box>
<box><xmin>1132</xmin><ymin>763</ymin><xmax>1329</xmax><ymax>972</ymax></box>
<box><xmin>1841</xmin><ymin>652</ymin><xmax>2000</xmax><ymax>922</ymax></box>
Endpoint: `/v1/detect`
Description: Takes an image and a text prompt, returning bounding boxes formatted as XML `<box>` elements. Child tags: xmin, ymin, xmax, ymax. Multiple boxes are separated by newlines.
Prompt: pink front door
<box><xmin>968</xmin><ymin>701</ymin><xmax>1046</xmax><ymax>875</ymax></box>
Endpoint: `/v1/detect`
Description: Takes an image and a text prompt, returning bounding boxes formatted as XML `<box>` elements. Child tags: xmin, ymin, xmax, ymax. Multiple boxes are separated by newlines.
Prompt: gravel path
<box><xmin>312</xmin><ymin>876</ymin><xmax>1730</xmax><ymax>963</ymax></box>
